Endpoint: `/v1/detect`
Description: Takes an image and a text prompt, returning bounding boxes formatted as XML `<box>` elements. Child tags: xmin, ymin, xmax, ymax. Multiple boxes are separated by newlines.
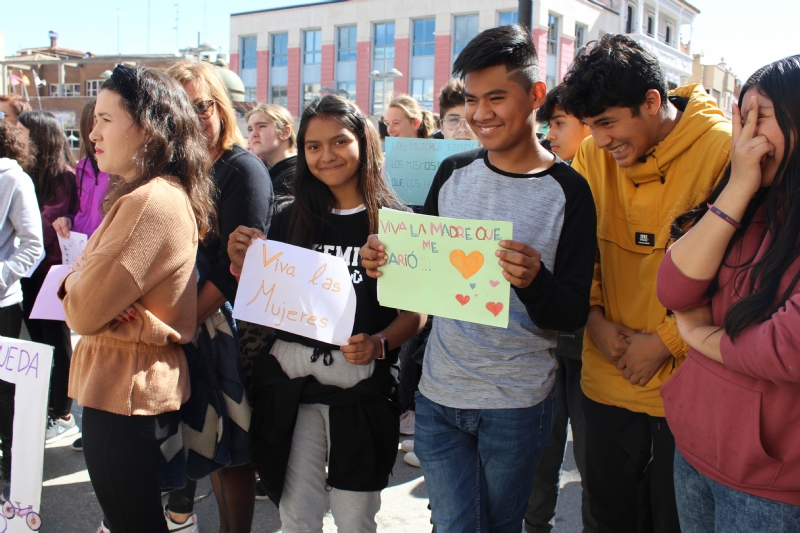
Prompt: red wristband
<box><xmin>707</xmin><ymin>204</ymin><xmax>742</xmax><ymax>229</ymax></box>
<box><xmin>230</xmin><ymin>263</ymin><xmax>241</xmax><ymax>278</ymax></box>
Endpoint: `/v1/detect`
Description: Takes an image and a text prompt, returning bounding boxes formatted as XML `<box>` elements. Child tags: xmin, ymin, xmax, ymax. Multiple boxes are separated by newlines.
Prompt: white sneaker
<box><xmin>399</xmin><ymin>411</ymin><xmax>415</xmax><ymax>435</ymax></box>
<box><xmin>400</xmin><ymin>439</ymin><xmax>414</xmax><ymax>453</ymax></box>
<box><xmin>96</xmin><ymin>521</ymin><xmax>110</xmax><ymax>533</ymax></box>
<box><xmin>165</xmin><ymin>509</ymin><xmax>199</xmax><ymax>532</ymax></box>
<box><xmin>404</xmin><ymin>451</ymin><xmax>420</xmax><ymax>467</ymax></box>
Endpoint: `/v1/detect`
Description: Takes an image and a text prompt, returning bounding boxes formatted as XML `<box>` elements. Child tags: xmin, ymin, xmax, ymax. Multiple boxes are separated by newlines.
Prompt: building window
<box><xmin>271</xmin><ymin>33</ymin><xmax>288</xmax><ymax>67</ymax></box>
<box><xmin>411</xmin><ymin>78</ymin><xmax>434</xmax><ymax>108</ymax></box>
<box><xmin>64</xmin><ymin>129</ymin><xmax>80</xmax><ymax>149</ymax></box>
<box><xmin>453</xmin><ymin>14</ymin><xmax>479</xmax><ymax>56</ymax></box>
<box><xmin>337</xmin><ymin>81</ymin><xmax>356</xmax><ymax>101</ymax></box>
<box><xmin>245</xmin><ymin>88</ymin><xmax>257</xmax><ymax>102</ymax></box>
<box><xmin>85</xmin><ymin>80</ymin><xmax>103</xmax><ymax>97</ymax></box>
<box><xmin>665</xmin><ymin>25</ymin><xmax>672</xmax><ymax>44</ymax></box>
<box><xmin>271</xmin><ymin>86</ymin><xmax>288</xmax><ymax>108</ymax></box>
<box><xmin>547</xmin><ymin>15</ymin><xmax>559</xmax><ymax>56</ymax></box>
<box><xmin>647</xmin><ymin>15</ymin><xmax>654</xmax><ymax>36</ymax></box>
<box><xmin>338</xmin><ymin>26</ymin><xmax>357</xmax><ymax>61</ymax></box>
<box><xmin>50</xmin><ymin>83</ymin><xmax>80</xmax><ymax>97</ymax></box>
<box><xmin>575</xmin><ymin>24</ymin><xmax>586</xmax><ymax>51</ymax></box>
<box><xmin>498</xmin><ymin>11</ymin><xmax>518</xmax><ymax>26</ymax></box>
<box><xmin>413</xmin><ymin>18</ymin><xmax>435</xmax><ymax>56</ymax></box>
<box><xmin>241</xmin><ymin>36</ymin><xmax>257</xmax><ymax>69</ymax></box>
<box><xmin>626</xmin><ymin>5</ymin><xmax>634</xmax><ymax>33</ymax></box>
<box><xmin>373</xmin><ymin>22</ymin><xmax>395</xmax><ymax>60</ymax></box>
<box><xmin>303</xmin><ymin>83</ymin><xmax>321</xmax><ymax>107</ymax></box>
<box><xmin>304</xmin><ymin>30</ymin><xmax>322</xmax><ymax>65</ymax></box>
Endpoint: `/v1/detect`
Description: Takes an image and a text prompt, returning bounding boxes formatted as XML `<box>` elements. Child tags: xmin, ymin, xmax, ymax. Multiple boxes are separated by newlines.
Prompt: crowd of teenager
<box><xmin>0</xmin><ymin>21</ymin><xmax>798</xmax><ymax>533</ymax></box>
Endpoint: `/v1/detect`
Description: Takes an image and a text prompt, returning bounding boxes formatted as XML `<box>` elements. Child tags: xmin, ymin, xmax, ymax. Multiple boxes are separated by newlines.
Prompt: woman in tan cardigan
<box><xmin>59</xmin><ymin>64</ymin><xmax>215</xmax><ymax>533</ymax></box>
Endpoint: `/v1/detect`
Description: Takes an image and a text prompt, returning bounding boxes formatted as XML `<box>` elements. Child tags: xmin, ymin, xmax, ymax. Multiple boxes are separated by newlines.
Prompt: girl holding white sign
<box><xmin>228</xmin><ymin>94</ymin><xmax>426</xmax><ymax>533</ymax></box>
<box><xmin>58</xmin><ymin>64</ymin><xmax>215</xmax><ymax>533</ymax></box>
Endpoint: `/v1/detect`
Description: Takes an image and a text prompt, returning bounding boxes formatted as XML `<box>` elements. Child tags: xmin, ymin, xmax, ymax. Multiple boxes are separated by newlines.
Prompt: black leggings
<box><xmin>21</xmin><ymin>274</ymin><xmax>73</xmax><ymax>417</ymax></box>
<box><xmin>82</xmin><ymin>407</ymin><xmax>180</xmax><ymax>533</ymax></box>
<box><xmin>0</xmin><ymin>303</ymin><xmax>23</xmax><ymax>481</ymax></box>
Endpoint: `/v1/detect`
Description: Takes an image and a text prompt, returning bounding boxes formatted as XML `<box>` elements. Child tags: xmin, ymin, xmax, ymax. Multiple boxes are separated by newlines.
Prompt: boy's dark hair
<box><xmin>561</xmin><ymin>33</ymin><xmax>668</xmax><ymax>119</ymax></box>
<box><xmin>438</xmin><ymin>78</ymin><xmax>466</xmax><ymax>116</ymax></box>
<box><xmin>452</xmin><ymin>24</ymin><xmax>540</xmax><ymax>91</ymax></box>
<box><xmin>535</xmin><ymin>85</ymin><xmax>566</xmax><ymax>124</ymax></box>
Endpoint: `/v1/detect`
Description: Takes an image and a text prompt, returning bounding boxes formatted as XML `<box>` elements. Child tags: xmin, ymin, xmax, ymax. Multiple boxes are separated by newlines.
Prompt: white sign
<box><xmin>29</xmin><ymin>265</ymin><xmax>69</xmax><ymax>321</ymax></box>
<box><xmin>232</xmin><ymin>239</ymin><xmax>357</xmax><ymax>346</ymax></box>
<box><xmin>57</xmin><ymin>232</ymin><xmax>87</xmax><ymax>266</ymax></box>
<box><xmin>0</xmin><ymin>336</ymin><xmax>54</xmax><ymax>532</ymax></box>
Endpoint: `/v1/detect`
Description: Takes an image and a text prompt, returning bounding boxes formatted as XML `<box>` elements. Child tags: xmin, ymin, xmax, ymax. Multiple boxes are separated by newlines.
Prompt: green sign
<box><xmin>378</xmin><ymin>209</ymin><xmax>512</xmax><ymax>328</ymax></box>
<box><xmin>384</xmin><ymin>137</ymin><xmax>479</xmax><ymax>206</ymax></box>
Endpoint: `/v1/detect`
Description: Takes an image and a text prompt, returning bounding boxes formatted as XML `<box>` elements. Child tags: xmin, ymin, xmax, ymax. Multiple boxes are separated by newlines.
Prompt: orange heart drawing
<box><xmin>449</xmin><ymin>250</ymin><xmax>484</xmax><ymax>279</ymax></box>
<box><xmin>455</xmin><ymin>294</ymin><xmax>470</xmax><ymax>306</ymax></box>
<box><xmin>485</xmin><ymin>302</ymin><xmax>504</xmax><ymax>317</ymax></box>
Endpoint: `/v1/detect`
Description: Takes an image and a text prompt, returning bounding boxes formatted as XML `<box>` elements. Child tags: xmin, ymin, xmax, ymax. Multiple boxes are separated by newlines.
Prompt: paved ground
<box><xmin>40</xmin><ymin>406</ymin><xmax>583</xmax><ymax>533</ymax></box>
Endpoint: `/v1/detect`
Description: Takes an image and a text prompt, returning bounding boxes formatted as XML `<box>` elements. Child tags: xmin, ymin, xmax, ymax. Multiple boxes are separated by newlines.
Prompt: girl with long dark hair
<box><xmin>657</xmin><ymin>55</ymin><xmax>800</xmax><ymax>531</ymax></box>
<box><xmin>59</xmin><ymin>64</ymin><xmax>215</xmax><ymax>533</ymax></box>
<box><xmin>16</xmin><ymin>110</ymin><xmax>79</xmax><ymax>443</ymax></box>
<box><xmin>0</xmin><ymin>120</ymin><xmax>43</xmax><ymax>500</ymax></box>
<box><xmin>228</xmin><ymin>95</ymin><xmax>426</xmax><ymax>533</ymax></box>
<box><xmin>53</xmin><ymin>100</ymin><xmax>111</xmax><ymax>242</ymax></box>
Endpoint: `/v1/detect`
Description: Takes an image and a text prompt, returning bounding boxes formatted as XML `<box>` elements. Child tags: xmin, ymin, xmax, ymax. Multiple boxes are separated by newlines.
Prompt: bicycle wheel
<box><xmin>1</xmin><ymin>501</ymin><xmax>13</xmax><ymax>519</ymax></box>
<box><xmin>26</xmin><ymin>511</ymin><xmax>42</xmax><ymax>531</ymax></box>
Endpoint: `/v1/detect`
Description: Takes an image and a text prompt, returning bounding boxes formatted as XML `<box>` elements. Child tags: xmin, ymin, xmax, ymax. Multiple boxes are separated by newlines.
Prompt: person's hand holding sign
<box><xmin>496</xmin><ymin>240</ymin><xmax>542</xmax><ymax>289</ymax></box>
<box><xmin>228</xmin><ymin>225</ymin><xmax>267</xmax><ymax>275</ymax></box>
<box><xmin>360</xmin><ymin>234</ymin><xmax>387</xmax><ymax>278</ymax></box>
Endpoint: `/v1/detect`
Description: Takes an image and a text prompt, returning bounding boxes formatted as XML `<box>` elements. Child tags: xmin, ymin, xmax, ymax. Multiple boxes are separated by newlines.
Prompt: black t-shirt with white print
<box><xmin>267</xmin><ymin>203</ymin><xmax>398</xmax><ymax>352</ymax></box>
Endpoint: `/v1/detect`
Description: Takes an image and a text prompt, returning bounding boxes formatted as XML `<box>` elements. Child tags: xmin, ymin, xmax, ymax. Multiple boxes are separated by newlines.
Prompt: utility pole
<box><xmin>518</xmin><ymin>0</ymin><xmax>533</xmax><ymax>33</ymax></box>
<box><xmin>174</xmin><ymin>3</ymin><xmax>180</xmax><ymax>50</ymax></box>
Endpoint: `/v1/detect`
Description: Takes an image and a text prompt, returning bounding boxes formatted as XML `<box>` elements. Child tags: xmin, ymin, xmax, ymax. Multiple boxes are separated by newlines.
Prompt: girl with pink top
<box><xmin>657</xmin><ymin>55</ymin><xmax>800</xmax><ymax>532</ymax></box>
<box><xmin>53</xmin><ymin>100</ymin><xmax>110</xmax><ymax>240</ymax></box>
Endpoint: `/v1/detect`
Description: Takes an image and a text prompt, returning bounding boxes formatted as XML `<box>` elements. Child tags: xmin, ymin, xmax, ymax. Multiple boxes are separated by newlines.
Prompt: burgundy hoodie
<box><xmin>657</xmin><ymin>207</ymin><xmax>800</xmax><ymax>507</ymax></box>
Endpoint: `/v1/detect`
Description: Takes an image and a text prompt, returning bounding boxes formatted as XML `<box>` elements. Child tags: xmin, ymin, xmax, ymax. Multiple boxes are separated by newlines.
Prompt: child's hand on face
<box><xmin>730</xmin><ymin>95</ymin><xmax>776</xmax><ymax>196</ymax></box>
<box><xmin>496</xmin><ymin>240</ymin><xmax>542</xmax><ymax>289</ymax></box>
<box><xmin>227</xmin><ymin>225</ymin><xmax>266</xmax><ymax>275</ymax></box>
<box><xmin>359</xmin><ymin>234</ymin><xmax>387</xmax><ymax>278</ymax></box>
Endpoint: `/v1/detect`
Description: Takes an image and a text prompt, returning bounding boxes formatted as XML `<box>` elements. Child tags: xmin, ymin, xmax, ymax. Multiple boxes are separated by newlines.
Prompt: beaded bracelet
<box><xmin>707</xmin><ymin>203</ymin><xmax>742</xmax><ymax>229</ymax></box>
<box><xmin>230</xmin><ymin>263</ymin><xmax>242</xmax><ymax>278</ymax></box>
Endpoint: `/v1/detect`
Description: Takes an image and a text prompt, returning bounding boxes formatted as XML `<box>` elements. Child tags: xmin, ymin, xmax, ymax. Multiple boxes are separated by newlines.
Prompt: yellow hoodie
<box><xmin>572</xmin><ymin>84</ymin><xmax>731</xmax><ymax>417</ymax></box>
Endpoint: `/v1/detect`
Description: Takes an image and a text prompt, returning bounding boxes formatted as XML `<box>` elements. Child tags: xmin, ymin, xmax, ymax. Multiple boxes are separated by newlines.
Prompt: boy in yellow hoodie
<box><xmin>562</xmin><ymin>34</ymin><xmax>731</xmax><ymax>532</ymax></box>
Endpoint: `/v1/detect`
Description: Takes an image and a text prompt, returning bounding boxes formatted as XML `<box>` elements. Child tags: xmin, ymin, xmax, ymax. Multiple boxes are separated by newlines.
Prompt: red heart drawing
<box><xmin>485</xmin><ymin>302</ymin><xmax>504</xmax><ymax>317</ymax></box>
<box><xmin>456</xmin><ymin>294</ymin><xmax>470</xmax><ymax>306</ymax></box>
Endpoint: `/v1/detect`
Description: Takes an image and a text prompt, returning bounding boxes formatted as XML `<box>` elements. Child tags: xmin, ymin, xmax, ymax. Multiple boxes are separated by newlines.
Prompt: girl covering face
<box><xmin>227</xmin><ymin>95</ymin><xmax>426</xmax><ymax>532</ymax></box>
<box><xmin>659</xmin><ymin>55</ymin><xmax>800</xmax><ymax>532</ymax></box>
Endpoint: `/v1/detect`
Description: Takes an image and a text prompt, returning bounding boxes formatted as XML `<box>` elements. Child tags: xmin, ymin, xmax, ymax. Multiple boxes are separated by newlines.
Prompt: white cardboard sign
<box><xmin>57</xmin><ymin>232</ymin><xmax>87</xmax><ymax>266</ymax></box>
<box><xmin>29</xmin><ymin>265</ymin><xmax>69</xmax><ymax>322</ymax></box>
<box><xmin>232</xmin><ymin>239</ymin><xmax>357</xmax><ymax>346</ymax></box>
<box><xmin>0</xmin><ymin>336</ymin><xmax>54</xmax><ymax>532</ymax></box>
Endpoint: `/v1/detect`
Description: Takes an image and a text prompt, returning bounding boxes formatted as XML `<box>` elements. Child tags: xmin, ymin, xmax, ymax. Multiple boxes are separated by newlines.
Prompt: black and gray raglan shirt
<box><xmin>419</xmin><ymin>148</ymin><xmax>596</xmax><ymax>409</ymax></box>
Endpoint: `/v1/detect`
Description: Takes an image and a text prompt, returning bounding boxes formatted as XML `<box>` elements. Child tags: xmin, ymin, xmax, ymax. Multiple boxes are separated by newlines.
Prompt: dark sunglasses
<box><xmin>194</xmin><ymin>100</ymin><xmax>216</xmax><ymax>119</ymax></box>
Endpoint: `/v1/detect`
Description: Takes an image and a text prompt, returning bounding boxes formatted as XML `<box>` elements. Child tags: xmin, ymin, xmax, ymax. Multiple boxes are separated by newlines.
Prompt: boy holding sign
<box><xmin>361</xmin><ymin>24</ymin><xmax>596</xmax><ymax>533</ymax></box>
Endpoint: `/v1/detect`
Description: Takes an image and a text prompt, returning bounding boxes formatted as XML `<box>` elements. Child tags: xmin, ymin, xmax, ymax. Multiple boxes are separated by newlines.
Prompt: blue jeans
<box><xmin>674</xmin><ymin>450</ymin><xmax>800</xmax><ymax>533</ymax></box>
<box><xmin>415</xmin><ymin>390</ymin><xmax>555</xmax><ymax>533</ymax></box>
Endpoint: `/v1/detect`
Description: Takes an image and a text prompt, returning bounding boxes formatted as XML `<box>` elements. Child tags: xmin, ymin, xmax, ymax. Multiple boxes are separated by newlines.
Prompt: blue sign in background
<box><xmin>384</xmin><ymin>137</ymin><xmax>479</xmax><ymax>206</ymax></box>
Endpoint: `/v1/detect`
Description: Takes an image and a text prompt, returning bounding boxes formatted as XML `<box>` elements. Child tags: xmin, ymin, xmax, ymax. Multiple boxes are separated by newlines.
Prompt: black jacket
<box><xmin>250</xmin><ymin>339</ymin><xmax>401</xmax><ymax>505</ymax></box>
<box><xmin>268</xmin><ymin>155</ymin><xmax>297</xmax><ymax>198</ymax></box>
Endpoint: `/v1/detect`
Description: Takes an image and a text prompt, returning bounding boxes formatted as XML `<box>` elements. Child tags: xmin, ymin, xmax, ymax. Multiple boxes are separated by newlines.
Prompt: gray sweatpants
<box><xmin>271</xmin><ymin>339</ymin><xmax>381</xmax><ymax>533</ymax></box>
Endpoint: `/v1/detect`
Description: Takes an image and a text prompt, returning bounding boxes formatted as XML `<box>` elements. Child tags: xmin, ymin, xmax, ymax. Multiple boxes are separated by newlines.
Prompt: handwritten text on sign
<box><xmin>0</xmin><ymin>337</ymin><xmax>54</xmax><ymax>532</ymax></box>
<box><xmin>377</xmin><ymin>209</ymin><xmax>512</xmax><ymax>328</ymax></box>
<box><xmin>384</xmin><ymin>137</ymin><xmax>478</xmax><ymax>206</ymax></box>
<box><xmin>232</xmin><ymin>240</ymin><xmax>357</xmax><ymax>345</ymax></box>
<box><xmin>58</xmin><ymin>231</ymin><xmax>87</xmax><ymax>265</ymax></box>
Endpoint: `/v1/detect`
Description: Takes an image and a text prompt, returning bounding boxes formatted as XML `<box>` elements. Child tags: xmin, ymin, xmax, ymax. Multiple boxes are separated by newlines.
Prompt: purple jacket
<box><xmin>71</xmin><ymin>158</ymin><xmax>110</xmax><ymax>236</ymax></box>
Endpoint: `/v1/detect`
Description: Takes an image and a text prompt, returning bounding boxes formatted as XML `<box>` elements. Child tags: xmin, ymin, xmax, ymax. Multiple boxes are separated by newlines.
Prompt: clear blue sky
<box><xmin>2</xmin><ymin>0</ymin><xmax>795</xmax><ymax>81</ymax></box>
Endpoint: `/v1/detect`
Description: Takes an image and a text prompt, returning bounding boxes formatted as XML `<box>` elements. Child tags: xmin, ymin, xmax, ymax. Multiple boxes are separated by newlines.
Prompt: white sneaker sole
<box><xmin>45</xmin><ymin>424</ymin><xmax>79</xmax><ymax>445</ymax></box>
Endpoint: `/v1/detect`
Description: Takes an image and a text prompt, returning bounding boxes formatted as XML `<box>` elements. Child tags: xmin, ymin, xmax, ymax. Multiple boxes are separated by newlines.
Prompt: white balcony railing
<box><xmin>630</xmin><ymin>32</ymin><xmax>693</xmax><ymax>85</ymax></box>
